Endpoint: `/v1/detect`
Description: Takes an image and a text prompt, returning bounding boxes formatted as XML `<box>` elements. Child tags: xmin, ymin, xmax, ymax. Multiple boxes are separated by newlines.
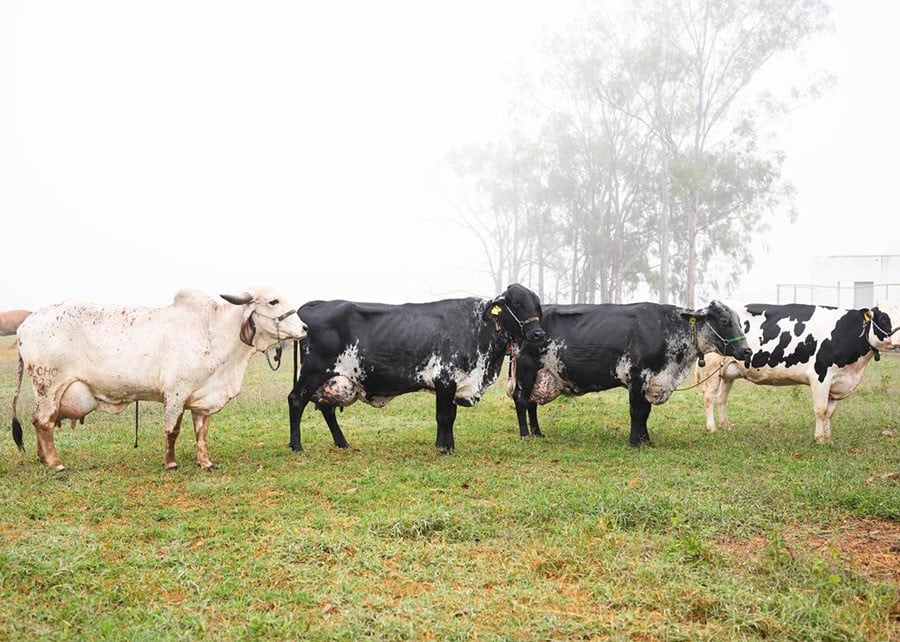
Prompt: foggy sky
<box><xmin>2</xmin><ymin>0</ymin><xmax>898</xmax><ymax>312</ymax></box>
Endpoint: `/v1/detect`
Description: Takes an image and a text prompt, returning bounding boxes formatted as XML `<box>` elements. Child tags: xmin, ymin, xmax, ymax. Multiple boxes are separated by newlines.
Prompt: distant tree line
<box><xmin>447</xmin><ymin>0</ymin><xmax>832</xmax><ymax>306</ymax></box>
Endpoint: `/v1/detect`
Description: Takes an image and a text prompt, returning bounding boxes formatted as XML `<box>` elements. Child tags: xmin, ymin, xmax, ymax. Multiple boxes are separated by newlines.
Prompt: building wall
<box><xmin>777</xmin><ymin>255</ymin><xmax>900</xmax><ymax>307</ymax></box>
<box><xmin>811</xmin><ymin>255</ymin><xmax>900</xmax><ymax>284</ymax></box>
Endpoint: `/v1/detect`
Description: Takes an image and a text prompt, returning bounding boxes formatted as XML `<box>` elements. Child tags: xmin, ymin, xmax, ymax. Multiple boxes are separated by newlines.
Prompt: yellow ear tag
<box><xmin>864</xmin><ymin>311</ymin><xmax>872</xmax><ymax>322</ymax></box>
<box><xmin>491</xmin><ymin>305</ymin><xmax>502</xmax><ymax>316</ymax></box>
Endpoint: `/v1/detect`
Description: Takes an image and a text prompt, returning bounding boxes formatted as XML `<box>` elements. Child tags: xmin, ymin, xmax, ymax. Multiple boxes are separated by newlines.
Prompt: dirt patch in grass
<box><xmin>787</xmin><ymin>517</ymin><xmax>900</xmax><ymax>584</ymax></box>
<box><xmin>720</xmin><ymin>518</ymin><xmax>900</xmax><ymax>584</ymax></box>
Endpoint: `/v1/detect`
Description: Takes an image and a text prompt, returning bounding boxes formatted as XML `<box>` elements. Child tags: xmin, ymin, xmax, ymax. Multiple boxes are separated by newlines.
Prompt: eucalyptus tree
<box><xmin>590</xmin><ymin>0</ymin><xmax>831</xmax><ymax>305</ymax></box>
<box><xmin>444</xmin><ymin>134</ymin><xmax>556</xmax><ymax>298</ymax></box>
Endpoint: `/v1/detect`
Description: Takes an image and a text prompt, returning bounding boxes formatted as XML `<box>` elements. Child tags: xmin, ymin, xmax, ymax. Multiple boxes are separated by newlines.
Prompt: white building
<box><xmin>777</xmin><ymin>255</ymin><xmax>900</xmax><ymax>307</ymax></box>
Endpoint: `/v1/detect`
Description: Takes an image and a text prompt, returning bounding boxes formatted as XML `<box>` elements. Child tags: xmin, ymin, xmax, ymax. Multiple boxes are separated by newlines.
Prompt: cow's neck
<box><xmin>211</xmin><ymin>304</ymin><xmax>258</xmax><ymax>376</ymax></box>
<box><xmin>478</xmin><ymin>303</ymin><xmax>516</xmax><ymax>379</ymax></box>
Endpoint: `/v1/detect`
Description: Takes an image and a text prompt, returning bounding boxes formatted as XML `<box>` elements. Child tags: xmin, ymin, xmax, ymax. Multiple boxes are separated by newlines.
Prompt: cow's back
<box><xmin>17</xmin><ymin>297</ymin><xmax>212</xmax><ymax>399</ymax></box>
<box><xmin>301</xmin><ymin>298</ymin><xmax>485</xmax><ymax>361</ymax></box>
<box><xmin>299</xmin><ymin>297</ymin><xmax>494</xmax><ymax>398</ymax></box>
<box><xmin>542</xmin><ymin>303</ymin><xmax>674</xmax><ymax>390</ymax></box>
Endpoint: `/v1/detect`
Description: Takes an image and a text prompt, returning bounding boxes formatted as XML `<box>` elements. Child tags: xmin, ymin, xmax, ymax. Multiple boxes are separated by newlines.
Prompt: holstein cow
<box><xmin>11</xmin><ymin>287</ymin><xmax>307</xmax><ymax>471</ymax></box>
<box><xmin>287</xmin><ymin>283</ymin><xmax>545</xmax><ymax>454</ymax></box>
<box><xmin>0</xmin><ymin>309</ymin><xmax>30</xmax><ymax>336</ymax></box>
<box><xmin>509</xmin><ymin>301</ymin><xmax>752</xmax><ymax>447</ymax></box>
<box><xmin>698</xmin><ymin>302</ymin><xmax>898</xmax><ymax>443</ymax></box>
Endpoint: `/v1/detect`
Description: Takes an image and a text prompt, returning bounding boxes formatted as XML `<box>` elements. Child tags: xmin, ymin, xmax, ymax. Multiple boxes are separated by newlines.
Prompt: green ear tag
<box><xmin>491</xmin><ymin>305</ymin><xmax>502</xmax><ymax>316</ymax></box>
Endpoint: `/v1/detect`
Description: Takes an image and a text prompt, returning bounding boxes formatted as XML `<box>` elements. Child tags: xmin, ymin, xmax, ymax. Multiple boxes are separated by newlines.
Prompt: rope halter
<box><xmin>690</xmin><ymin>316</ymin><xmax>745</xmax><ymax>367</ymax></box>
<box><xmin>255</xmin><ymin>308</ymin><xmax>297</xmax><ymax>370</ymax></box>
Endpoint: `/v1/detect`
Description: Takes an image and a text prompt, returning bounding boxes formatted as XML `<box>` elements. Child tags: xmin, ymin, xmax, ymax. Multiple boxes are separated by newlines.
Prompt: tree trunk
<box><xmin>659</xmin><ymin>156</ymin><xmax>670</xmax><ymax>304</ymax></box>
<box><xmin>685</xmin><ymin>189</ymin><xmax>699</xmax><ymax>308</ymax></box>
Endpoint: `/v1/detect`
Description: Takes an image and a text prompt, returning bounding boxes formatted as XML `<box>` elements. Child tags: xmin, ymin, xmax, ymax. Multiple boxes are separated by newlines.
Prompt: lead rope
<box><xmin>265</xmin><ymin>343</ymin><xmax>283</xmax><ymax>370</ymax></box>
<box><xmin>507</xmin><ymin>342</ymin><xmax>517</xmax><ymax>381</ymax></box>
<box><xmin>674</xmin><ymin>361</ymin><xmax>724</xmax><ymax>392</ymax></box>
<box><xmin>134</xmin><ymin>401</ymin><xmax>139</xmax><ymax>448</ymax></box>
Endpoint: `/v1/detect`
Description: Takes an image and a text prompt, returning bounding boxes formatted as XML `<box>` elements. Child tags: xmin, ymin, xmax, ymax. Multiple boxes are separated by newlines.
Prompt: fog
<box><xmin>2</xmin><ymin>1</ymin><xmax>898</xmax><ymax>311</ymax></box>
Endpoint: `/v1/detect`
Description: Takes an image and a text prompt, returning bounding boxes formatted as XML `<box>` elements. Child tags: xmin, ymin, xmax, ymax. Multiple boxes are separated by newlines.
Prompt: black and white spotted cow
<box><xmin>508</xmin><ymin>301</ymin><xmax>752</xmax><ymax>447</ymax></box>
<box><xmin>287</xmin><ymin>284</ymin><xmax>545</xmax><ymax>454</ymax></box>
<box><xmin>698</xmin><ymin>301</ymin><xmax>898</xmax><ymax>442</ymax></box>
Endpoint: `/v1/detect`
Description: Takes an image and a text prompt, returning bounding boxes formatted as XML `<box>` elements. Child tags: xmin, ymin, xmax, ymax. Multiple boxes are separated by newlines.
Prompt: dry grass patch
<box><xmin>787</xmin><ymin>518</ymin><xmax>900</xmax><ymax>584</ymax></box>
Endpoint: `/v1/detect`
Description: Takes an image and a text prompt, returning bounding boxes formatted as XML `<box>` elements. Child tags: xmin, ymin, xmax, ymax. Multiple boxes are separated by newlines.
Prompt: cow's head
<box><xmin>484</xmin><ymin>283</ymin><xmax>546</xmax><ymax>344</ymax></box>
<box><xmin>681</xmin><ymin>300</ymin><xmax>752</xmax><ymax>363</ymax></box>
<box><xmin>867</xmin><ymin>301</ymin><xmax>900</xmax><ymax>353</ymax></box>
<box><xmin>221</xmin><ymin>287</ymin><xmax>308</xmax><ymax>350</ymax></box>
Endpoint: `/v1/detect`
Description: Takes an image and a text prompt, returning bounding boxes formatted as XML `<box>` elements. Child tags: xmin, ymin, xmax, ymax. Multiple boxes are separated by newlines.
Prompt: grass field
<box><xmin>0</xmin><ymin>340</ymin><xmax>897</xmax><ymax>641</ymax></box>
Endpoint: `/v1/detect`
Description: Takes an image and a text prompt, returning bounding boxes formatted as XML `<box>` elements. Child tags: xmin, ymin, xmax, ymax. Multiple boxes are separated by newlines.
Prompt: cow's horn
<box><xmin>221</xmin><ymin>292</ymin><xmax>253</xmax><ymax>305</ymax></box>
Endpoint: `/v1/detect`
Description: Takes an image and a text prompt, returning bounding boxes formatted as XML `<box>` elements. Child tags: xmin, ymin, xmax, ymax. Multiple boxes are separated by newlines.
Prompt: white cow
<box><xmin>698</xmin><ymin>301</ymin><xmax>898</xmax><ymax>443</ymax></box>
<box><xmin>11</xmin><ymin>287</ymin><xmax>306</xmax><ymax>471</ymax></box>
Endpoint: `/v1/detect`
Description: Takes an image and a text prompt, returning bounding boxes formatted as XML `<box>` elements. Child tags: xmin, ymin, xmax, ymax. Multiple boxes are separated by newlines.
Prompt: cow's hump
<box><xmin>173</xmin><ymin>289</ymin><xmax>215</xmax><ymax>310</ymax></box>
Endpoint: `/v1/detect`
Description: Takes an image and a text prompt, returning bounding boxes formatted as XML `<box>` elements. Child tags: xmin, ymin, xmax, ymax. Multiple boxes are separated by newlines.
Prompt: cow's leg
<box><xmin>716</xmin><ymin>378</ymin><xmax>735</xmax><ymax>430</ymax></box>
<box><xmin>628</xmin><ymin>382</ymin><xmax>652</xmax><ymax>447</ymax></box>
<box><xmin>514</xmin><ymin>400</ymin><xmax>530</xmax><ymax>438</ymax></box>
<box><xmin>319</xmin><ymin>405</ymin><xmax>350</xmax><ymax>449</ymax></box>
<box><xmin>702</xmin><ymin>371</ymin><xmax>720</xmax><ymax>432</ymax></box>
<box><xmin>192</xmin><ymin>412</ymin><xmax>214</xmax><ymax>470</ymax></box>
<box><xmin>288</xmin><ymin>377</ymin><xmax>327</xmax><ymax>452</ymax></box>
<box><xmin>33</xmin><ymin>418</ymin><xmax>65</xmax><ymax>471</ymax></box>
<box><xmin>527</xmin><ymin>402</ymin><xmax>542</xmax><ymax>437</ymax></box>
<box><xmin>435</xmin><ymin>383</ymin><xmax>458</xmax><ymax>455</ymax></box>
<box><xmin>823</xmin><ymin>398</ymin><xmax>838</xmax><ymax>441</ymax></box>
<box><xmin>163</xmin><ymin>409</ymin><xmax>184</xmax><ymax>470</ymax></box>
<box><xmin>31</xmin><ymin>398</ymin><xmax>65</xmax><ymax>471</ymax></box>
<box><xmin>810</xmin><ymin>382</ymin><xmax>831</xmax><ymax>444</ymax></box>
<box><xmin>513</xmin><ymin>354</ymin><xmax>543</xmax><ymax>438</ymax></box>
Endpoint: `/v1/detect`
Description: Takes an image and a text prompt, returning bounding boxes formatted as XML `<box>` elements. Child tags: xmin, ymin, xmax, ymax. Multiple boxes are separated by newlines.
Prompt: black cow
<box><xmin>509</xmin><ymin>300</ymin><xmax>752</xmax><ymax>446</ymax></box>
<box><xmin>288</xmin><ymin>284</ymin><xmax>545</xmax><ymax>454</ymax></box>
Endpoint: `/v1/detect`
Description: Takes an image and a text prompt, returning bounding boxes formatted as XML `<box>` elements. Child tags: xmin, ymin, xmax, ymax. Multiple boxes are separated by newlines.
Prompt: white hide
<box><xmin>699</xmin><ymin>304</ymin><xmax>892</xmax><ymax>442</ymax></box>
<box><xmin>16</xmin><ymin>286</ymin><xmax>306</xmax><ymax>469</ymax></box>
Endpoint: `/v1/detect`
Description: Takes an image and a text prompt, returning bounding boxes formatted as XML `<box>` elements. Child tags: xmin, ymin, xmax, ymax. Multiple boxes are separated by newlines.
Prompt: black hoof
<box><xmin>437</xmin><ymin>446</ymin><xmax>454</xmax><ymax>456</ymax></box>
<box><xmin>289</xmin><ymin>444</ymin><xmax>304</xmax><ymax>453</ymax></box>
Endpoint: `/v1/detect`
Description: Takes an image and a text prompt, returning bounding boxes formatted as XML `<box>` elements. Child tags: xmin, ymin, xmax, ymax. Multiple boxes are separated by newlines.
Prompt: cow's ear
<box><xmin>680</xmin><ymin>306</ymin><xmax>710</xmax><ymax>321</ymax></box>
<box><xmin>483</xmin><ymin>296</ymin><xmax>505</xmax><ymax>321</ymax></box>
<box><xmin>239</xmin><ymin>314</ymin><xmax>257</xmax><ymax>346</ymax></box>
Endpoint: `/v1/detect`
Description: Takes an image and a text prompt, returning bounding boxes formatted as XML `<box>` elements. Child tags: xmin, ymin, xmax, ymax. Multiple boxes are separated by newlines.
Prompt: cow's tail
<box><xmin>11</xmin><ymin>352</ymin><xmax>25</xmax><ymax>452</ymax></box>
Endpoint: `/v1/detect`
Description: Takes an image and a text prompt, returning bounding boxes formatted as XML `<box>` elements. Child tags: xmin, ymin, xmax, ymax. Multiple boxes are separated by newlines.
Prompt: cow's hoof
<box><xmin>164</xmin><ymin>463</ymin><xmax>179</xmax><ymax>471</ymax></box>
<box><xmin>532</xmin><ymin>430</ymin><xmax>545</xmax><ymax>438</ymax></box>
<box><xmin>335</xmin><ymin>441</ymin><xmax>350</xmax><ymax>449</ymax></box>
<box><xmin>437</xmin><ymin>447</ymin><xmax>454</xmax><ymax>456</ymax></box>
<box><xmin>53</xmin><ymin>464</ymin><xmax>68</xmax><ymax>473</ymax></box>
<box><xmin>201</xmin><ymin>464</ymin><xmax>215</xmax><ymax>472</ymax></box>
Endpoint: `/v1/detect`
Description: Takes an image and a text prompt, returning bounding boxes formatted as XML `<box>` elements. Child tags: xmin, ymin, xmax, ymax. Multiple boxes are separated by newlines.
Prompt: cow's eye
<box><xmin>269</xmin><ymin>299</ymin><xmax>280</xmax><ymax>306</ymax></box>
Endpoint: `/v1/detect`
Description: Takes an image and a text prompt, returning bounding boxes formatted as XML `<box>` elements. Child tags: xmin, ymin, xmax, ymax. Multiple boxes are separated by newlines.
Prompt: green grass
<box><xmin>1</xmin><ymin>342</ymin><xmax>897</xmax><ymax>641</ymax></box>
